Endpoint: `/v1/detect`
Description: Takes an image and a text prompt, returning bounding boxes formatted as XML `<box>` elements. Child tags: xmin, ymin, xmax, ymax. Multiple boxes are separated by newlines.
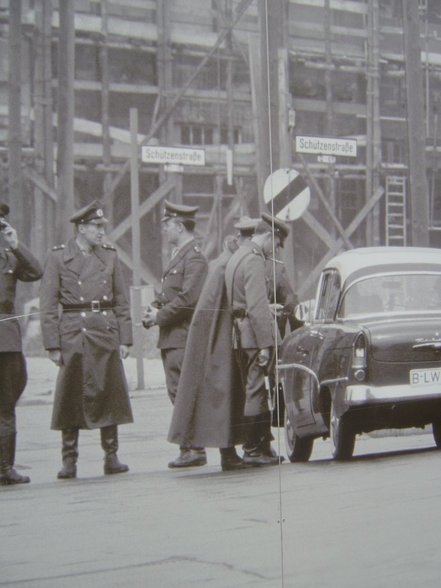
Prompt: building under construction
<box><xmin>1</xmin><ymin>0</ymin><xmax>441</xmax><ymax>299</ymax></box>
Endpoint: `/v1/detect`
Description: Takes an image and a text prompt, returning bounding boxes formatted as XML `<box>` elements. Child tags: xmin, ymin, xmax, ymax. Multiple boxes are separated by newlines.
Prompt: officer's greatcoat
<box><xmin>168</xmin><ymin>249</ymin><xmax>245</xmax><ymax>448</ymax></box>
<box><xmin>40</xmin><ymin>239</ymin><xmax>133</xmax><ymax>430</ymax></box>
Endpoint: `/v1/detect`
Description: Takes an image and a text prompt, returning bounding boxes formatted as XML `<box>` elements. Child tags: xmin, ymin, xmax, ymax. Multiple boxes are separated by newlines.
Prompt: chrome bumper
<box><xmin>345</xmin><ymin>384</ymin><xmax>441</xmax><ymax>405</ymax></box>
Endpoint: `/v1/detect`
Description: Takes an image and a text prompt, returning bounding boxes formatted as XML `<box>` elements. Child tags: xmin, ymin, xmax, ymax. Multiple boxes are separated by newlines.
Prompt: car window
<box><xmin>315</xmin><ymin>270</ymin><xmax>341</xmax><ymax>322</ymax></box>
<box><xmin>339</xmin><ymin>272</ymin><xmax>441</xmax><ymax>318</ymax></box>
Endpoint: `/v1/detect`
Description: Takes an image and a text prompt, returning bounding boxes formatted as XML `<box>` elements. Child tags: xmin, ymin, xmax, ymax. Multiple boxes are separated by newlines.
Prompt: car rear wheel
<box><xmin>284</xmin><ymin>409</ymin><xmax>314</xmax><ymax>462</ymax></box>
<box><xmin>432</xmin><ymin>421</ymin><xmax>441</xmax><ymax>448</ymax></box>
<box><xmin>330</xmin><ymin>401</ymin><xmax>355</xmax><ymax>460</ymax></box>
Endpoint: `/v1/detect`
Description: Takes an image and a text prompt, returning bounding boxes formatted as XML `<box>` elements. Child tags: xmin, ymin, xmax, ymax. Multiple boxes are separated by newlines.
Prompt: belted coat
<box><xmin>224</xmin><ymin>241</ymin><xmax>274</xmax><ymax>350</ymax></box>
<box><xmin>40</xmin><ymin>239</ymin><xmax>133</xmax><ymax>430</ymax></box>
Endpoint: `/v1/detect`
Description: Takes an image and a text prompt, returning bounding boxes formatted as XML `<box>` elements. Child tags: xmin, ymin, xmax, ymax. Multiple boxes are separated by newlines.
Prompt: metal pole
<box><xmin>130</xmin><ymin>108</ymin><xmax>144</xmax><ymax>390</ymax></box>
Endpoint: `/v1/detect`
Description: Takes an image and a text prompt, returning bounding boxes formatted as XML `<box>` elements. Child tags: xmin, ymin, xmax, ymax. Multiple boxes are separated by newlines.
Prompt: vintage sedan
<box><xmin>279</xmin><ymin>246</ymin><xmax>441</xmax><ymax>461</ymax></box>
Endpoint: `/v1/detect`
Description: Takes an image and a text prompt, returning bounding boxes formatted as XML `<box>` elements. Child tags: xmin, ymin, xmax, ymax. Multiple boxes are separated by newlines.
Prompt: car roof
<box><xmin>324</xmin><ymin>247</ymin><xmax>441</xmax><ymax>284</ymax></box>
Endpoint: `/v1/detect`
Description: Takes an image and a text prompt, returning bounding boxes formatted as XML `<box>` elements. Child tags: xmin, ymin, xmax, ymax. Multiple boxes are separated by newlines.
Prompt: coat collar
<box><xmin>62</xmin><ymin>239</ymin><xmax>107</xmax><ymax>272</ymax></box>
<box><xmin>164</xmin><ymin>239</ymin><xmax>197</xmax><ymax>273</ymax></box>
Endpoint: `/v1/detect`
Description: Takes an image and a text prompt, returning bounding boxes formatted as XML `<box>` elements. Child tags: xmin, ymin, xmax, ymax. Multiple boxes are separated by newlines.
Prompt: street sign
<box><xmin>141</xmin><ymin>145</ymin><xmax>205</xmax><ymax>166</ymax></box>
<box><xmin>263</xmin><ymin>168</ymin><xmax>310</xmax><ymax>221</ymax></box>
<box><xmin>296</xmin><ymin>135</ymin><xmax>357</xmax><ymax>157</ymax></box>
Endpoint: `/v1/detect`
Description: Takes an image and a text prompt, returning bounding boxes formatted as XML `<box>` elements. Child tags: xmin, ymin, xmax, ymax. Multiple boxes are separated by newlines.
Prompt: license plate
<box><xmin>410</xmin><ymin>368</ymin><xmax>441</xmax><ymax>386</ymax></box>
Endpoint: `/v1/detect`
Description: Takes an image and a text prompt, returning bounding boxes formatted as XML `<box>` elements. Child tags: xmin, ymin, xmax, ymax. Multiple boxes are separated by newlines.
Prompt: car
<box><xmin>279</xmin><ymin>246</ymin><xmax>441</xmax><ymax>461</ymax></box>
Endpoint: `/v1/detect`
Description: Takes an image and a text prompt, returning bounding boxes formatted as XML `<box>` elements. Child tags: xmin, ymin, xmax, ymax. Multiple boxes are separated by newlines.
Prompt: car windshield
<box><xmin>339</xmin><ymin>272</ymin><xmax>441</xmax><ymax>319</ymax></box>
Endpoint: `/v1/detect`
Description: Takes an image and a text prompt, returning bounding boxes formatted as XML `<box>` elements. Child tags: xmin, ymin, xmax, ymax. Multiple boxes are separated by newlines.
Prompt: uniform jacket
<box><xmin>225</xmin><ymin>241</ymin><xmax>274</xmax><ymax>350</ymax></box>
<box><xmin>156</xmin><ymin>239</ymin><xmax>208</xmax><ymax>349</ymax></box>
<box><xmin>40</xmin><ymin>238</ymin><xmax>133</xmax><ymax>430</ymax></box>
<box><xmin>168</xmin><ymin>250</ymin><xmax>245</xmax><ymax>448</ymax></box>
<box><xmin>0</xmin><ymin>242</ymin><xmax>43</xmax><ymax>352</ymax></box>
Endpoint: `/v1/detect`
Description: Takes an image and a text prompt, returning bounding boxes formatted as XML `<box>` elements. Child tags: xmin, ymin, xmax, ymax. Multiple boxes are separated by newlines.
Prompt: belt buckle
<box><xmin>91</xmin><ymin>300</ymin><xmax>100</xmax><ymax>313</ymax></box>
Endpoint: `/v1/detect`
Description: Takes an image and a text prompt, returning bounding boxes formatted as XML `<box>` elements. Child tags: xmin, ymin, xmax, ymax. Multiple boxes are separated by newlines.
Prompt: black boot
<box><xmin>219</xmin><ymin>447</ymin><xmax>249</xmax><ymax>471</ymax></box>
<box><xmin>101</xmin><ymin>426</ymin><xmax>129</xmax><ymax>475</ymax></box>
<box><xmin>242</xmin><ymin>415</ymin><xmax>279</xmax><ymax>467</ymax></box>
<box><xmin>0</xmin><ymin>433</ymin><xmax>30</xmax><ymax>485</ymax></box>
<box><xmin>57</xmin><ymin>428</ymin><xmax>79</xmax><ymax>479</ymax></box>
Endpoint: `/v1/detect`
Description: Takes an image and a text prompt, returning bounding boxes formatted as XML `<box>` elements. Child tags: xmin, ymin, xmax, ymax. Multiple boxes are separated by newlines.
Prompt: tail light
<box><xmin>352</xmin><ymin>333</ymin><xmax>367</xmax><ymax>381</ymax></box>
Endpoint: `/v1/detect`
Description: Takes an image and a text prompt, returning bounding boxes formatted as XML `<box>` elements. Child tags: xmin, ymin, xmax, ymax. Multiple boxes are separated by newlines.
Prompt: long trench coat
<box><xmin>167</xmin><ymin>250</ymin><xmax>245</xmax><ymax>448</ymax></box>
<box><xmin>40</xmin><ymin>239</ymin><xmax>133</xmax><ymax>430</ymax></box>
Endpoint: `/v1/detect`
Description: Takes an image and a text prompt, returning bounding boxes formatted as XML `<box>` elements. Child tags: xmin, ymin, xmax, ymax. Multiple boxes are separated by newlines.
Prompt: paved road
<box><xmin>1</xmin><ymin>358</ymin><xmax>441</xmax><ymax>587</ymax></box>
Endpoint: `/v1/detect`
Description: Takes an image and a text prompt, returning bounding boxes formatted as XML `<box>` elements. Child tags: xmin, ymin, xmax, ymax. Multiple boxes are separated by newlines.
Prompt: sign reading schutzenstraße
<box><xmin>295</xmin><ymin>135</ymin><xmax>357</xmax><ymax>157</ymax></box>
<box><xmin>141</xmin><ymin>145</ymin><xmax>206</xmax><ymax>166</ymax></box>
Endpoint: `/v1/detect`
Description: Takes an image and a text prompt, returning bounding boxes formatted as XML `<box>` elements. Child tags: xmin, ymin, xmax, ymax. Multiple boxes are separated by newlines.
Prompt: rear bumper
<box><xmin>346</xmin><ymin>384</ymin><xmax>441</xmax><ymax>405</ymax></box>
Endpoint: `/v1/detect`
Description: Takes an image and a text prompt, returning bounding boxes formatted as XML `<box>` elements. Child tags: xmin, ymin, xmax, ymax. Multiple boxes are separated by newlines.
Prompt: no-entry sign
<box><xmin>263</xmin><ymin>168</ymin><xmax>310</xmax><ymax>221</ymax></box>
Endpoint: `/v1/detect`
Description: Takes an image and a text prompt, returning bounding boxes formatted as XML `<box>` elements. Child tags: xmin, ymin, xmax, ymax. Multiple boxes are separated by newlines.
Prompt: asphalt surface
<box><xmin>2</xmin><ymin>357</ymin><xmax>441</xmax><ymax>587</ymax></box>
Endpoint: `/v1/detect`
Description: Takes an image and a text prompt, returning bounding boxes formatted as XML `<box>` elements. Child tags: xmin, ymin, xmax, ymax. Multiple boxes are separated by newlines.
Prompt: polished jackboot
<box><xmin>57</xmin><ymin>428</ymin><xmax>79</xmax><ymax>479</ymax></box>
<box><xmin>242</xmin><ymin>415</ymin><xmax>279</xmax><ymax>467</ymax></box>
<box><xmin>219</xmin><ymin>447</ymin><xmax>249</xmax><ymax>471</ymax></box>
<box><xmin>0</xmin><ymin>433</ymin><xmax>30</xmax><ymax>485</ymax></box>
<box><xmin>101</xmin><ymin>426</ymin><xmax>129</xmax><ymax>475</ymax></box>
<box><xmin>168</xmin><ymin>447</ymin><xmax>207</xmax><ymax>468</ymax></box>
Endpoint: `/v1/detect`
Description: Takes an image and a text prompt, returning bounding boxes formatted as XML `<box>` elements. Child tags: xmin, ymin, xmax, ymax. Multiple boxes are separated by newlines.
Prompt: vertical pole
<box><xmin>324</xmin><ymin>0</ymin><xmax>336</xmax><ymax>240</ymax></box>
<box><xmin>56</xmin><ymin>0</ymin><xmax>75</xmax><ymax>244</ymax></box>
<box><xmin>371</xmin><ymin>0</ymin><xmax>382</xmax><ymax>245</ymax></box>
<box><xmin>33</xmin><ymin>1</ymin><xmax>48</xmax><ymax>259</ymax></box>
<box><xmin>100</xmin><ymin>0</ymin><xmax>113</xmax><ymax>225</ymax></box>
<box><xmin>43</xmin><ymin>0</ymin><xmax>55</xmax><ymax>246</ymax></box>
<box><xmin>8</xmin><ymin>0</ymin><xmax>22</xmax><ymax>233</ymax></box>
<box><xmin>402</xmin><ymin>0</ymin><xmax>429</xmax><ymax>246</ymax></box>
<box><xmin>130</xmin><ymin>108</ymin><xmax>144</xmax><ymax>390</ymax></box>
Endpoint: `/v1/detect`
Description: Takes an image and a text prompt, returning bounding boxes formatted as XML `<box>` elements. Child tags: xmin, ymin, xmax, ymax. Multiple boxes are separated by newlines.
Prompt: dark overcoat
<box><xmin>167</xmin><ymin>250</ymin><xmax>245</xmax><ymax>448</ymax></box>
<box><xmin>40</xmin><ymin>239</ymin><xmax>133</xmax><ymax>430</ymax></box>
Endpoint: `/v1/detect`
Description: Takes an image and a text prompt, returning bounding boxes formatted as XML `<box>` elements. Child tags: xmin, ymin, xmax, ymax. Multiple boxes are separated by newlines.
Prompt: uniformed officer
<box><xmin>262</xmin><ymin>212</ymin><xmax>302</xmax><ymax>339</ymax></box>
<box><xmin>40</xmin><ymin>200</ymin><xmax>133</xmax><ymax>479</ymax></box>
<box><xmin>0</xmin><ymin>202</ymin><xmax>43</xmax><ymax>485</ymax></box>
<box><xmin>143</xmin><ymin>200</ymin><xmax>208</xmax><ymax>468</ymax></box>
<box><xmin>224</xmin><ymin>219</ymin><xmax>280</xmax><ymax>466</ymax></box>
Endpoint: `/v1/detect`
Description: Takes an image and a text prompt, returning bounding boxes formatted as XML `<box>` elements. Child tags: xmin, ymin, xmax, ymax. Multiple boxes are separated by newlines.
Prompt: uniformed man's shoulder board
<box><xmin>102</xmin><ymin>243</ymin><xmax>116</xmax><ymax>251</ymax></box>
<box><xmin>52</xmin><ymin>244</ymin><xmax>65</xmax><ymax>251</ymax></box>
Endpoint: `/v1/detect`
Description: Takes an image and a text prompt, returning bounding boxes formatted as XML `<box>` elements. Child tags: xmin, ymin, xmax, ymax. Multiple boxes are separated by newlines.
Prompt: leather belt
<box><xmin>62</xmin><ymin>300</ymin><xmax>114</xmax><ymax>313</ymax></box>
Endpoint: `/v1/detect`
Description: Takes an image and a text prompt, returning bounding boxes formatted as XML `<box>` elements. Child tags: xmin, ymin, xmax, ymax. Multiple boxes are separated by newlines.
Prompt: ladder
<box><xmin>385</xmin><ymin>175</ymin><xmax>407</xmax><ymax>246</ymax></box>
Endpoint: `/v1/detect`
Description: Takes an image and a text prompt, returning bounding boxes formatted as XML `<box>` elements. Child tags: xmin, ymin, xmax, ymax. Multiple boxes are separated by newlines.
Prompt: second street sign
<box><xmin>296</xmin><ymin>135</ymin><xmax>357</xmax><ymax>158</ymax></box>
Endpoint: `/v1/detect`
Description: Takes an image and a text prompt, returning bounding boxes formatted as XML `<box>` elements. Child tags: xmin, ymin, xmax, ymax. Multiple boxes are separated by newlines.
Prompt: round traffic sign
<box><xmin>263</xmin><ymin>168</ymin><xmax>310</xmax><ymax>221</ymax></box>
